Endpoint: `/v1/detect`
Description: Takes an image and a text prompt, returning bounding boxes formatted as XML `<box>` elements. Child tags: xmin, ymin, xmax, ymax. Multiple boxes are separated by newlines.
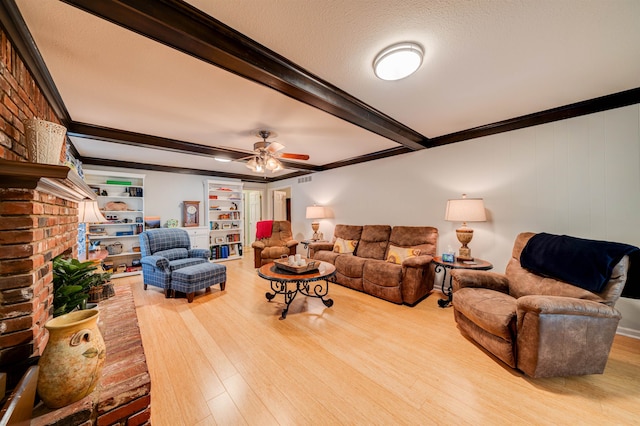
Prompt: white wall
<box><xmin>87</xmin><ymin>104</ymin><xmax>640</xmax><ymax>335</ymax></box>
<box><xmin>271</xmin><ymin>104</ymin><xmax>640</xmax><ymax>336</ymax></box>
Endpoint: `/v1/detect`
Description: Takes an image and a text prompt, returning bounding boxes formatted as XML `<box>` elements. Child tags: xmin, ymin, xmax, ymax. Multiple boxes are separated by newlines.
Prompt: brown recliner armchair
<box><xmin>251</xmin><ymin>220</ymin><xmax>298</xmax><ymax>268</ymax></box>
<box><xmin>451</xmin><ymin>232</ymin><xmax>634</xmax><ymax>378</ymax></box>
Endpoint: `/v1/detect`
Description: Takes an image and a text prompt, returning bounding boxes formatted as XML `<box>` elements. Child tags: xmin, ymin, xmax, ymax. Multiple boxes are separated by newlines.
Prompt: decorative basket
<box><xmin>105</xmin><ymin>201</ymin><xmax>128</xmax><ymax>211</ymax></box>
<box><xmin>88</xmin><ymin>285</ymin><xmax>104</xmax><ymax>303</ymax></box>
<box><xmin>274</xmin><ymin>258</ymin><xmax>319</xmax><ymax>273</ymax></box>
<box><xmin>88</xmin><ymin>283</ymin><xmax>114</xmax><ymax>304</ymax></box>
<box><xmin>24</xmin><ymin>118</ymin><xmax>66</xmax><ymax>165</ymax></box>
<box><xmin>106</xmin><ymin>242</ymin><xmax>123</xmax><ymax>255</ymax></box>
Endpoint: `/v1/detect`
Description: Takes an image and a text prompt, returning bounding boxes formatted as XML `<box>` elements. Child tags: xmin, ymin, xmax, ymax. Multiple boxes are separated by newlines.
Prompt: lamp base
<box><xmin>456</xmin><ymin>253</ymin><xmax>474</xmax><ymax>261</ymax></box>
<box><xmin>456</xmin><ymin>226</ymin><xmax>474</xmax><ymax>261</ymax></box>
<box><xmin>457</xmin><ymin>245</ymin><xmax>473</xmax><ymax>261</ymax></box>
<box><xmin>311</xmin><ymin>221</ymin><xmax>321</xmax><ymax>241</ymax></box>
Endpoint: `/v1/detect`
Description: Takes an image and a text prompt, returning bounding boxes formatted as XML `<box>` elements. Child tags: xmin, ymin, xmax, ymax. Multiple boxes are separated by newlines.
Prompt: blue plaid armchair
<box><xmin>139</xmin><ymin>228</ymin><xmax>210</xmax><ymax>296</ymax></box>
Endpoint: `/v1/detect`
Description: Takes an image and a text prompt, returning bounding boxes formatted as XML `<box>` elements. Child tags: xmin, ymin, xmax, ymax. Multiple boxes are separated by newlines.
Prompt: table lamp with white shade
<box><xmin>305</xmin><ymin>205</ymin><xmax>327</xmax><ymax>241</ymax></box>
<box><xmin>445</xmin><ymin>194</ymin><xmax>486</xmax><ymax>261</ymax></box>
<box><xmin>78</xmin><ymin>200</ymin><xmax>108</xmax><ymax>253</ymax></box>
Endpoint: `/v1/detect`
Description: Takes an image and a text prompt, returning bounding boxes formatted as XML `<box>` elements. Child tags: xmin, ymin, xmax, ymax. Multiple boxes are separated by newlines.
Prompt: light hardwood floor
<box><xmin>121</xmin><ymin>253</ymin><xmax>640</xmax><ymax>425</ymax></box>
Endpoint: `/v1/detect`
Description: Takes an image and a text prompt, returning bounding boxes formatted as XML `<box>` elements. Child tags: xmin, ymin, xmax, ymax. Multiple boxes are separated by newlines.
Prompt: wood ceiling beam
<box><xmin>61</xmin><ymin>0</ymin><xmax>428</xmax><ymax>151</ymax></box>
<box><xmin>321</xmin><ymin>146</ymin><xmax>413</xmax><ymax>170</ymax></box>
<box><xmin>80</xmin><ymin>157</ymin><xmax>283</xmax><ymax>184</ymax></box>
<box><xmin>68</xmin><ymin>122</ymin><xmax>322</xmax><ymax>172</ymax></box>
<box><xmin>429</xmin><ymin>87</ymin><xmax>640</xmax><ymax>147</ymax></box>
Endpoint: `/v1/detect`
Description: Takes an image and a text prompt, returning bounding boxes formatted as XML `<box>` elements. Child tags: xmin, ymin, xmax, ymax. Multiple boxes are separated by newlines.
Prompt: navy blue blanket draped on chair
<box><xmin>520</xmin><ymin>232</ymin><xmax>640</xmax><ymax>299</ymax></box>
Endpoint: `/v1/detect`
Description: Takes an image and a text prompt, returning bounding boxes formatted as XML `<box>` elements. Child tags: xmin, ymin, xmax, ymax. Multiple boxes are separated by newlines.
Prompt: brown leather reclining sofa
<box><xmin>309</xmin><ymin>224</ymin><xmax>438</xmax><ymax>305</ymax></box>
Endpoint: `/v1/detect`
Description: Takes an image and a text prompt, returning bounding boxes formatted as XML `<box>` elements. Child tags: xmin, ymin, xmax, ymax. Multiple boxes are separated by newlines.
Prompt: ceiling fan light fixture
<box><xmin>246</xmin><ymin>157</ymin><xmax>258</xmax><ymax>171</ymax></box>
<box><xmin>373</xmin><ymin>42</ymin><xmax>424</xmax><ymax>81</ymax></box>
<box><xmin>265</xmin><ymin>156</ymin><xmax>279</xmax><ymax>170</ymax></box>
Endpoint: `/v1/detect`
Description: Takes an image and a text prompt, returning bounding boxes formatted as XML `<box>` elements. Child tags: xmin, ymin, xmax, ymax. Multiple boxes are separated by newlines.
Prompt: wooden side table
<box><xmin>433</xmin><ymin>256</ymin><xmax>493</xmax><ymax>308</ymax></box>
<box><xmin>78</xmin><ymin>250</ymin><xmax>108</xmax><ymax>269</ymax></box>
<box><xmin>301</xmin><ymin>239</ymin><xmax>328</xmax><ymax>257</ymax></box>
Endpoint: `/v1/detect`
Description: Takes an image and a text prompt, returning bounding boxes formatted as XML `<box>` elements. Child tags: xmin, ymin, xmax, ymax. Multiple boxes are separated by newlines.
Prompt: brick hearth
<box><xmin>31</xmin><ymin>283</ymin><xmax>151</xmax><ymax>426</ymax></box>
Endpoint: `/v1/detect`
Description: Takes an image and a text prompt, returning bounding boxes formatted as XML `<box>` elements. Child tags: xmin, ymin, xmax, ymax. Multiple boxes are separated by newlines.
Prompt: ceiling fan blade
<box><xmin>266</xmin><ymin>141</ymin><xmax>284</xmax><ymax>153</ymax></box>
<box><xmin>280</xmin><ymin>152</ymin><xmax>310</xmax><ymax>160</ymax></box>
<box><xmin>217</xmin><ymin>145</ymin><xmax>255</xmax><ymax>155</ymax></box>
<box><xmin>234</xmin><ymin>154</ymin><xmax>255</xmax><ymax>162</ymax></box>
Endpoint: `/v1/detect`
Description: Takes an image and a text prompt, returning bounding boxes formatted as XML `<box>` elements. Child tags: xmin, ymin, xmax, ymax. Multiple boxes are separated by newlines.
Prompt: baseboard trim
<box><xmin>616</xmin><ymin>326</ymin><xmax>640</xmax><ymax>340</ymax></box>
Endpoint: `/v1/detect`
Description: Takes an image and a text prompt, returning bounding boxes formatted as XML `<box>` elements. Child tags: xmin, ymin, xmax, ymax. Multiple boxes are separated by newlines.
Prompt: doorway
<box><xmin>244</xmin><ymin>190</ymin><xmax>262</xmax><ymax>247</ymax></box>
<box><xmin>272</xmin><ymin>186</ymin><xmax>291</xmax><ymax>221</ymax></box>
<box><xmin>273</xmin><ymin>190</ymin><xmax>286</xmax><ymax>220</ymax></box>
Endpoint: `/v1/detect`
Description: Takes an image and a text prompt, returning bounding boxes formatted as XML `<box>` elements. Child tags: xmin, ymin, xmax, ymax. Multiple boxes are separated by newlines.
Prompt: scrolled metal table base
<box><xmin>265</xmin><ymin>277</ymin><xmax>333</xmax><ymax>319</ymax></box>
<box><xmin>435</xmin><ymin>263</ymin><xmax>453</xmax><ymax>308</ymax></box>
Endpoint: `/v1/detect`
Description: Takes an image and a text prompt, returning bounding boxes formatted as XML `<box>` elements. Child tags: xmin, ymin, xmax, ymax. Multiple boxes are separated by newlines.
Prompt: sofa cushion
<box><xmin>388</xmin><ymin>226</ymin><xmax>438</xmax><ymax>257</ymax></box>
<box><xmin>259</xmin><ymin>220</ymin><xmax>295</xmax><ymax>247</ymax></box>
<box><xmin>363</xmin><ymin>260</ymin><xmax>403</xmax><ymax>303</ymax></box>
<box><xmin>155</xmin><ymin>248</ymin><xmax>188</xmax><ymax>261</ymax></box>
<box><xmin>335</xmin><ymin>254</ymin><xmax>367</xmax><ymax>278</ymax></box>
<box><xmin>168</xmin><ymin>257</ymin><xmax>207</xmax><ymax>271</ymax></box>
<box><xmin>142</xmin><ymin>228</ymin><xmax>191</xmax><ymax>255</ymax></box>
<box><xmin>261</xmin><ymin>246</ymin><xmax>290</xmax><ymax>259</ymax></box>
<box><xmin>363</xmin><ymin>260</ymin><xmax>402</xmax><ymax>287</ymax></box>
<box><xmin>506</xmin><ymin>232</ymin><xmax>628</xmax><ymax>306</ymax></box>
<box><xmin>314</xmin><ymin>250</ymin><xmax>341</xmax><ymax>264</ymax></box>
<box><xmin>453</xmin><ymin>287</ymin><xmax>517</xmax><ymax>341</ymax></box>
<box><xmin>507</xmin><ymin>258</ymin><xmax>607</xmax><ymax>303</ymax></box>
<box><xmin>333</xmin><ymin>237</ymin><xmax>357</xmax><ymax>254</ymax></box>
<box><xmin>386</xmin><ymin>245</ymin><xmax>421</xmax><ymax>264</ymax></box>
<box><xmin>357</xmin><ymin>225</ymin><xmax>391</xmax><ymax>260</ymax></box>
<box><xmin>332</xmin><ymin>224</ymin><xmax>363</xmax><ymax>242</ymax></box>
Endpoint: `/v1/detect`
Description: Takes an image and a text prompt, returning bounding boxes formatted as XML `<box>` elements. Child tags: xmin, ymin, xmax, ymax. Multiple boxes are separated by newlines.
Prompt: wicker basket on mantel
<box><xmin>24</xmin><ymin>118</ymin><xmax>66</xmax><ymax>165</ymax></box>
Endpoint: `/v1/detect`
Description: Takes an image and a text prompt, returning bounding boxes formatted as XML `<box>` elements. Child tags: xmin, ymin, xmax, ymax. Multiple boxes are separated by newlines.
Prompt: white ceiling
<box><xmin>14</xmin><ymin>0</ymin><xmax>640</xmax><ymax>180</ymax></box>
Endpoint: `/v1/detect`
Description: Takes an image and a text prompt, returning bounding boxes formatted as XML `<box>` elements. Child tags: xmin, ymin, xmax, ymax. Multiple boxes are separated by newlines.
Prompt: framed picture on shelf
<box><xmin>144</xmin><ymin>216</ymin><xmax>161</xmax><ymax>229</ymax></box>
<box><xmin>222</xmin><ymin>223</ymin><xmax>232</xmax><ymax>230</ymax></box>
<box><xmin>214</xmin><ymin>237</ymin><xmax>225</xmax><ymax>244</ymax></box>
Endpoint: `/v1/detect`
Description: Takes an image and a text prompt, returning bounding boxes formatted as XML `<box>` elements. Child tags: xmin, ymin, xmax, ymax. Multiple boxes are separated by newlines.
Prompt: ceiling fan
<box><xmin>244</xmin><ymin>130</ymin><xmax>310</xmax><ymax>173</ymax></box>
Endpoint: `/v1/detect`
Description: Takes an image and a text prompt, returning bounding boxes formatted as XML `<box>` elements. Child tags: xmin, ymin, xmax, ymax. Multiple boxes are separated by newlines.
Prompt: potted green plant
<box><xmin>52</xmin><ymin>255</ymin><xmax>112</xmax><ymax>317</ymax></box>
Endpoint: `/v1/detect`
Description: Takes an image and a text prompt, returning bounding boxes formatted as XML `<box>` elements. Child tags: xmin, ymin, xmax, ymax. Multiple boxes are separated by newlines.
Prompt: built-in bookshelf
<box><xmin>204</xmin><ymin>179</ymin><xmax>244</xmax><ymax>262</ymax></box>
<box><xmin>84</xmin><ymin>169</ymin><xmax>145</xmax><ymax>277</ymax></box>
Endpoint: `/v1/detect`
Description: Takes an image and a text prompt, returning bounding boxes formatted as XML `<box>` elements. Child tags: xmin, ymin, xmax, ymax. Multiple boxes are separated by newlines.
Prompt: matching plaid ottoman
<box><xmin>171</xmin><ymin>262</ymin><xmax>226</xmax><ymax>303</ymax></box>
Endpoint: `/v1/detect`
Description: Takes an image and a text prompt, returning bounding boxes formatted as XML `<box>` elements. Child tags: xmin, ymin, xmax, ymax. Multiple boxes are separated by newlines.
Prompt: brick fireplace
<box><xmin>0</xmin><ymin>23</ymin><xmax>150</xmax><ymax>425</ymax></box>
<box><xmin>0</xmin><ymin>187</ymin><xmax>78</xmax><ymax>378</ymax></box>
<box><xmin>0</xmin><ymin>22</ymin><xmax>72</xmax><ymax>383</ymax></box>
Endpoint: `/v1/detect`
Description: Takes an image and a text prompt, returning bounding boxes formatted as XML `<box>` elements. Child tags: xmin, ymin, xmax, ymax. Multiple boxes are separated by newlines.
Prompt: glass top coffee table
<box><xmin>257</xmin><ymin>260</ymin><xmax>336</xmax><ymax>319</ymax></box>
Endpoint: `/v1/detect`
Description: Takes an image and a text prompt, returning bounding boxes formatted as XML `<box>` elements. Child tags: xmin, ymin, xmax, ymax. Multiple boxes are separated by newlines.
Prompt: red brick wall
<box><xmin>0</xmin><ymin>28</ymin><xmax>62</xmax><ymax>162</ymax></box>
<box><xmin>0</xmin><ymin>27</ymin><xmax>75</xmax><ymax>380</ymax></box>
<box><xmin>0</xmin><ymin>189</ymin><xmax>78</xmax><ymax>367</ymax></box>
<box><xmin>0</xmin><ymin>27</ymin><xmax>151</xmax><ymax>425</ymax></box>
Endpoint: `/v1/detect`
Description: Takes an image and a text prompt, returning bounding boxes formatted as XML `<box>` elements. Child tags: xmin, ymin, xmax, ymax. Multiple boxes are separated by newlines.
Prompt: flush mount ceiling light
<box><xmin>373</xmin><ymin>42</ymin><xmax>424</xmax><ymax>81</ymax></box>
